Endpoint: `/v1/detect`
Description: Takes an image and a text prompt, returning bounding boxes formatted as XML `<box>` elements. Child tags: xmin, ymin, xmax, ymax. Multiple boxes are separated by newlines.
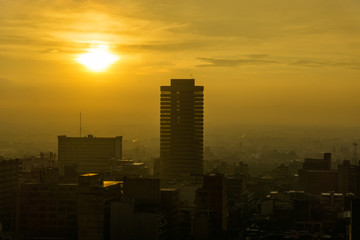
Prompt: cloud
<box><xmin>196</xmin><ymin>55</ymin><xmax>360</xmax><ymax>70</ymax></box>
<box><xmin>289</xmin><ymin>58</ymin><xmax>360</xmax><ymax>70</ymax></box>
<box><xmin>196</xmin><ymin>56</ymin><xmax>277</xmax><ymax>67</ymax></box>
<box><xmin>114</xmin><ymin>40</ymin><xmax>214</xmax><ymax>54</ymax></box>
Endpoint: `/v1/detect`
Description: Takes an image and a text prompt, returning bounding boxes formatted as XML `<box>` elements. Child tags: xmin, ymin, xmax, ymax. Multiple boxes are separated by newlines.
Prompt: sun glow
<box><xmin>75</xmin><ymin>44</ymin><xmax>119</xmax><ymax>72</ymax></box>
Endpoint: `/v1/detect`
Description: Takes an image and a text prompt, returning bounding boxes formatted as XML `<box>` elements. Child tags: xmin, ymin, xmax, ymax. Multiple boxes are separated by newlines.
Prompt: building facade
<box><xmin>58</xmin><ymin>135</ymin><xmax>122</xmax><ymax>174</ymax></box>
<box><xmin>78</xmin><ymin>173</ymin><xmax>121</xmax><ymax>240</ymax></box>
<box><xmin>194</xmin><ymin>174</ymin><xmax>227</xmax><ymax>239</ymax></box>
<box><xmin>0</xmin><ymin>159</ymin><xmax>18</xmax><ymax>233</ymax></box>
<box><xmin>160</xmin><ymin>79</ymin><xmax>204</xmax><ymax>180</ymax></box>
<box><xmin>20</xmin><ymin>170</ymin><xmax>78</xmax><ymax>240</ymax></box>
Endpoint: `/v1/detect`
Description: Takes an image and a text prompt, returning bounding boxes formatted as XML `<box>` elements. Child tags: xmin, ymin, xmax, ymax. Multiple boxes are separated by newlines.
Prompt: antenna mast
<box><xmin>80</xmin><ymin>112</ymin><xmax>82</xmax><ymax>137</ymax></box>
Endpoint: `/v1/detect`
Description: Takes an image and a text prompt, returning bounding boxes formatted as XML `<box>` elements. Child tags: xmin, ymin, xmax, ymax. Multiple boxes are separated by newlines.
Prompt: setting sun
<box><xmin>75</xmin><ymin>44</ymin><xmax>119</xmax><ymax>72</ymax></box>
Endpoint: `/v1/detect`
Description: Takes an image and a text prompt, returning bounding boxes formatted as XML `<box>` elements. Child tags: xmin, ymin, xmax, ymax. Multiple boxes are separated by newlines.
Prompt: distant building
<box><xmin>299</xmin><ymin>153</ymin><xmax>338</xmax><ymax>194</ymax></box>
<box><xmin>298</xmin><ymin>170</ymin><xmax>338</xmax><ymax>194</ymax></box>
<box><xmin>58</xmin><ymin>135</ymin><xmax>122</xmax><ymax>174</ymax></box>
<box><xmin>111</xmin><ymin>159</ymin><xmax>150</xmax><ymax>178</ymax></box>
<box><xmin>226</xmin><ymin>175</ymin><xmax>245</xmax><ymax>199</ymax></box>
<box><xmin>337</xmin><ymin>160</ymin><xmax>360</xmax><ymax>194</ymax></box>
<box><xmin>160</xmin><ymin>79</ymin><xmax>204</xmax><ymax>180</ymax></box>
<box><xmin>0</xmin><ymin>159</ymin><xmax>18</xmax><ymax>233</ymax></box>
<box><xmin>303</xmin><ymin>153</ymin><xmax>331</xmax><ymax>171</ymax></box>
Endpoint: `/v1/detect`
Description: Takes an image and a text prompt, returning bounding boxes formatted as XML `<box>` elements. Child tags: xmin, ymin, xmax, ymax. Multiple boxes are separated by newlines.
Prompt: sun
<box><xmin>75</xmin><ymin>44</ymin><xmax>120</xmax><ymax>72</ymax></box>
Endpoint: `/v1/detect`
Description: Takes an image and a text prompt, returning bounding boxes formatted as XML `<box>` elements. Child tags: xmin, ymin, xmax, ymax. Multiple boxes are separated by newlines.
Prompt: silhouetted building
<box><xmin>111</xmin><ymin>178</ymin><xmax>167</xmax><ymax>240</ymax></box>
<box><xmin>298</xmin><ymin>170</ymin><xmax>338</xmax><ymax>194</ymax></box>
<box><xmin>58</xmin><ymin>135</ymin><xmax>122</xmax><ymax>174</ymax></box>
<box><xmin>160</xmin><ymin>79</ymin><xmax>204</xmax><ymax>180</ymax></box>
<box><xmin>226</xmin><ymin>175</ymin><xmax>245</xmax><ymax>199</ymax></box>
<box><xmin>19</xmin><ymin>152</ymin><xmax>56</xmax><ymax>174</ymax></box>
<box><xmin>299</xmin><ymin>153</ymin><xmax>337</xmax><ymax>194</ymax></box>
<box><xmin>78</xmin><ymin>173</ymin><xmax>121</xmax><ymax>240</ymax></box>
<box><xmin>303</xmin><ymin>153</ymin><xmax>331</xmax><ymax>170</ymax></box>
<box><xmin>234</xmin><ymin>162</ymin><xmax>249</xmax><ymax>176</ymax></box>
<box><xmin>194</xmin><ymin>174</ymin><xmax>227</xmax><ymax>239</ymax></box>
<box><xmin>20</xmin><ymin>168</ymin><xmax>77</xmax><ymax>240</ymax></box>
<box><xmin>123</xmin><ymin>178</ymin><xmax>160</xmax><ymax>205</ymax></box>
<box><xmin>338</xmin><ymin>160</ymin><xmax>360</xmax><ymax>194</ymax></box>
<box><xmin>0</xmin><ymin>159</ymin><xmax>18</xmax><ymax>233</ymax></box>
<box><xmin>160</xmin><ymin>188</ymin><xmax>180</xmax><ymax>240</ymax></box>
<box><xmin>110</xmin><ymin>199</ymin><xmax>167</xmax><ymax>240</ymax></box>
<box><xmin>351</xmin><ymin>198</ymin><xmax>360</xmax><ymax>240</ymax></box>
<box><xmin>112</xmin><ymin>159</ymin><xmax>150</xmax><ymax>178</ymax></box>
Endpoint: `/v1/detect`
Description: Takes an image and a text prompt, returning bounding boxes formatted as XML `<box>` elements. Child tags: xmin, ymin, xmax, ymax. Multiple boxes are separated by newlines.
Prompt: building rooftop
<box><xmin>161</xmin><ymin>188</ymin><xmax>178</xmax><ymax>192</ymax></box>
<box><xmin>80</xmin><ymin>173</ymin><xmax>98</xmax><ymax>177</ymax></box>
<box><xmin>104</xmin><ymin>181</ymin><xmax>122</xmax><ymax>188</ymax></box>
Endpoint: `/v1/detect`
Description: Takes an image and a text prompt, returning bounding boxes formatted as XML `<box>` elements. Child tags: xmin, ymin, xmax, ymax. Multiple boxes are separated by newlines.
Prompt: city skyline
<box><xmin>2</xmin><ymin>2</ymin><xmax>360</xmax><ymax>239</ymax></box>
<box><xmin>1</xmin><ymin>1</ymin><xmax>360</xmax><ymax>142</ymax></box>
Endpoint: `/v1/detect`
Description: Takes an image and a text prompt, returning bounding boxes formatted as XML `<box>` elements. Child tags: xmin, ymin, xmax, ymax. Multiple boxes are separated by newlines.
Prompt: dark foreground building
<box><xmin>160</xmin><ymin>79</ymin><xmax>204</xmax><ymax>180</ymax></box>
<box><xmin>20</xmin><ymin>168</ymin><xmax>78</xmax><ymax>240</ymax></box>
<box><xmin>0</xmin><ymin>159</ymin><xmax>18</xmax><ymax>233</ymax></box>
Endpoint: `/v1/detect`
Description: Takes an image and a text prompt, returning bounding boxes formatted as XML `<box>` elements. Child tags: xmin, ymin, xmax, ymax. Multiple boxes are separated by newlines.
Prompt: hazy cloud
<box><xmin>289</xmin><ymin>58</ymin><xmax>360</xmax><ymax>70</ymax></box>
<box><xmin>196</xmin><ymin>55</ymin><xmax>360</xmax><ymax>70</ymax></box>
<box><xmin>196</xmin><ymin>57</ymin><xmax>277</xmax><ymax>67</ymax></box>
<box><xmin>114</xmin><ymin>40</ymin><xmax>214</xmax><ymax>53</ymax></box>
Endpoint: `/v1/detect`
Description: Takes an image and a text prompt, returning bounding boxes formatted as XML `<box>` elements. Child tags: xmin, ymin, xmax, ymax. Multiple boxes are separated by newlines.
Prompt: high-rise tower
<box><xmin>160</xmin><ymin>79</ymin><xmax>204</xmax><ymax>180</ymax></box>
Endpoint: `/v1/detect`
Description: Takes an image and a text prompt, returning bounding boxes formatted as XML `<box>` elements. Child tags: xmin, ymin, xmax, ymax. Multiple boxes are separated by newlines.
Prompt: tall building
<box><xmin>160</xmin><ymin>79</ymin><xmax>204</xmax><ymax>180</ymax></box>
<box><xmin>58</xmin><ymin>135</ymin><xmax>122</xmax><ymax>174</ymax></box>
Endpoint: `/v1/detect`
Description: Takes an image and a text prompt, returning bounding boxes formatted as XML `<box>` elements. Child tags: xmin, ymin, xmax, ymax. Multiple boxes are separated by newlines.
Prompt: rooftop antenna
<box><xmin>80</xmin><ymin>112</ymin><xmax>82</xmax><ymax>137</ymax></box>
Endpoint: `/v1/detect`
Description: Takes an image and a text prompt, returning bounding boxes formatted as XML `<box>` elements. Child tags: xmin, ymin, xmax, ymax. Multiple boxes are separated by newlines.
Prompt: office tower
<box><xmin>58</xmin><ymin>135</ymin><xmax>122</xmax><ymax>174</ymax></box>
<box><xmin>0</xmin><ymin>159</ymin><xmax>18</xmax><ymax>233</ymax></box>
<box><xmin>160</xmin><ymin>79</ymin><xmax>204</xmax><ymax>180</ymax></box>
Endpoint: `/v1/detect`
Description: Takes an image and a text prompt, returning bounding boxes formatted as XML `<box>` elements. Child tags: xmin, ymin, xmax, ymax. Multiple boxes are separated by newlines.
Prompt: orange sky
<box><xmin>1</xmin><ymin>0</ymin><xmax>360</xmax><ymax>139</ymax></box>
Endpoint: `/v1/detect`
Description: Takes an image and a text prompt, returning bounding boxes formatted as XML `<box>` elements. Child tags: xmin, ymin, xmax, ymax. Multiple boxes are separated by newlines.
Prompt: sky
<box><xmin>1</xmin><ymin>0</ymin><xmax>360</xmax><ymax>140</ymax></box>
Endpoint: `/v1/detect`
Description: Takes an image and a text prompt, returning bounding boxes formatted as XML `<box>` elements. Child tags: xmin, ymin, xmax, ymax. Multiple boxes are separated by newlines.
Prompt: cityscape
<box><xmin>1</xmin><ymin>1</ymin><xmax>360</xmax><ymax>240</ymax></box>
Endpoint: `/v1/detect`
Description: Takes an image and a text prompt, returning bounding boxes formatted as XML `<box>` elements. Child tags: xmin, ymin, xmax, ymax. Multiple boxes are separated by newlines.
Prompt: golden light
<box><xmin>75</xmin><ymin>44</ymin><xmax>119</xmax><ymax>72</ymax></box>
